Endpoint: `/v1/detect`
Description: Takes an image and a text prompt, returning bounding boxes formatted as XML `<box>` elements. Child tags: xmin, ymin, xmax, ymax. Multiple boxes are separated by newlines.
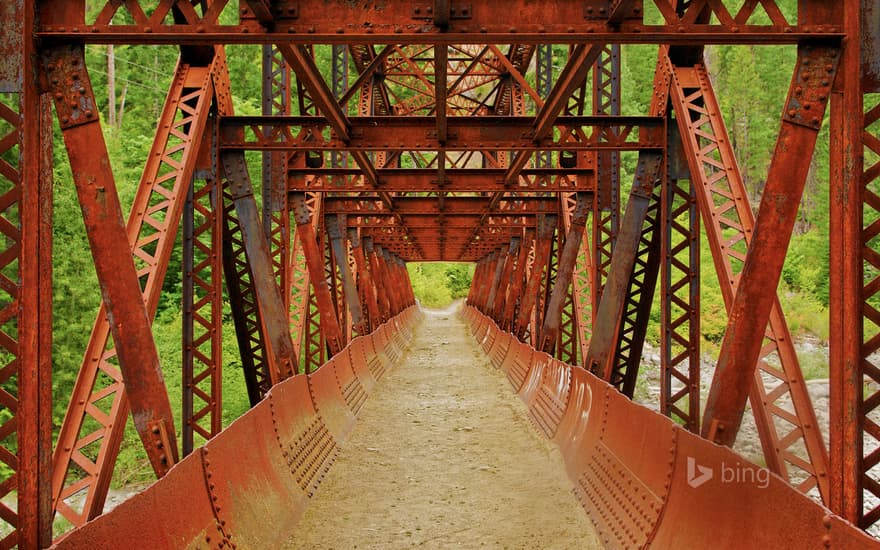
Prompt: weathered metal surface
<box><xmin>584</xmin><ymin>151</ymin><xmax>663</xmax><ymax>380</ymax></box>
<box><xmin>182</xmin><ymin>125</ymin><xmax>224</xmax><ymax>455</ymax></box>
<box><xmin>46</xmin><ymin>44</ymin><xmax>180</xmax><ymax>491</ymax></box>
<box><xmin>700</xmin><ymin>44</ymin><xmax>839</xmax><ymax>475</ymax></box>
<box><xmin>540</xmin><ymin>193</ymin><xmax>590</xmax><ymax>353</ymax></box>
<box><xmin>667</xmin><ymin>54</ymin><xmax>830</xmax><ymax>500</ymax></box>
<box><xmin>38</xmin><ymin>0</ymin><xmax>841</xmax><ymax>44</ymax></box>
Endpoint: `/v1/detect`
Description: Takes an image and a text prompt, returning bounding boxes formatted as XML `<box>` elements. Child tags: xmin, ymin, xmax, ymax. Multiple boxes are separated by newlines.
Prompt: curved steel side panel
<box><xmin>462</xmin><ymin>306</ymin><xmax>877</xmax><ymax>550</ymax></box>
<box><xmin>200</xmin><ymin>403</ymin><xmax>306</xmax><ymax>548</ymax></box>
<box><xmin>347</xmin><ymin>335</ymin><xmax>380</xmax><ymax>392</ymax></box>
<box><xmin>54</xmin><ymin>306</ymin><xmax>420</xmax><ymax>549</ymax></box>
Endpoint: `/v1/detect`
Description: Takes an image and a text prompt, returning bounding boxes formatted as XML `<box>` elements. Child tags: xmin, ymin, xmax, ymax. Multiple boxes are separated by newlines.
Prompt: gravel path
<box><xmin>285</xmin><ymin>305</ymin><xmax>599</xmax><ymax>549</ymax></box>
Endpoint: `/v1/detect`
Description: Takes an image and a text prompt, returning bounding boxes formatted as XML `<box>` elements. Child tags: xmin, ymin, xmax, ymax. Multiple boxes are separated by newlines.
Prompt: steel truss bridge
<box><xmin>1</xmin><ymin>0</ymin><xmax>880</xmax><ymax>547</ymax></box>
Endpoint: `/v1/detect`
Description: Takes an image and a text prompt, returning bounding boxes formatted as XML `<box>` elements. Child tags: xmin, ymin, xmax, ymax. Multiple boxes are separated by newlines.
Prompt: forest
<box><xmin>34</xmin><ymin>3</ymin><xmax>832</xmax><ymax>488</ymax></box>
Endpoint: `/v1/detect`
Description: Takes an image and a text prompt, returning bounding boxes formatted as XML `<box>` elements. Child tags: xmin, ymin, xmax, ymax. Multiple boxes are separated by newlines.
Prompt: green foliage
<box><xmin>408</xmin><ymin>263</ymin><xmax>473</xmax><ymax>308</ymax></box>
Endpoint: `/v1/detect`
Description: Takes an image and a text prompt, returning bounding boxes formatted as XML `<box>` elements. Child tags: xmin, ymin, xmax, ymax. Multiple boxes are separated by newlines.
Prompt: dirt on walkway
<box><xmin>285</xmin><ymin>305</ymin><xmax>600</xmax><ymax>549</ymax></box>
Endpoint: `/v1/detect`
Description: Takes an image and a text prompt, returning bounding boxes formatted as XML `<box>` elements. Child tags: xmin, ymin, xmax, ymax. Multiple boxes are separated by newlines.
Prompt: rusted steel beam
<box><xmin>701</xmin><ymin>44</ymin><xmax>840</xmax><ymax>448</ymax></box>
<box><xmin>349</xmin><ymin>229</ymin><xmax>380</xmax><ymax>333</ymax></box>
<box><xmin>323</xmin><ymin>196</ymin><xmax>559</xmax><ymax>216</ymax></box>
<box><xmin>327</xmin><ymin>215</ymin><xmax>366</xmax><ymax>335</ymax></box>
<box><xmin>350</xmin><ymin>216</ymin><xmax>536</xmax><ymax>229</ymax></box>
<box><xmin>660</xmin><ymin>126</ymin><xmax>701</xmax><ymax>433</ymax></box>
<box><xmin>539</xmin><ymin>193</ymin><xmax>590</xmax><ymax>353</ymax></box>
<box><xmin>292</xmin><ymin>193</ymin><xmax>344</xmax><ymax>355</ymax></box>
<box><xmin>829</xmin><ymin>0</ymin><xmax>865</xmax><ymax>525</ymax></box>
<box><xmin>9</xmin><ymin>4</ymin><xmax>54</xmax><ymax>540</ymax></box>
<box><xmin>515</xmin><ymin>215</ymin><xmax>557</xmax><ymax>340</ymax></box>
<box><xmin>609</xmin><ymin>182</ymin><xmax>662</xmax><ymax>397</ymax></box>
<box><xmin>484</xmin><ymin>248</ymin><xmax>507</xmax><ymax>316</ymax></box>
<box><xmin>277</xmin><ymin>43</ymin><xmax>380</xmax><ymax>187</ymax></box>
<box><xmin>490</xmin><ymin>237</ymin><xmax>521</xmax><ymax>320</ymax></box>
<box><xmin>221</xmin><ymin>152</ymin><xmax>297</xmax><ymax>382</ymax></box>
<box><xmin>667</xmin><ymin>51</ymin><xmax>830</xmax><ymax>498</ymax></box>
<box><xmin>222</xmin><ymin>183</ymin><xmax>271</xmax><ymax>404</ymax></box>
<box><xmin>504</xmin><ymin>45</ymin><xmax>603</xmax><ymax>186</ymax></box>
<box><xmin>261</xmin><ymin>44</ymin><xmax>292</xmax><ymax>317</ymax></box>
<box><xmin>468</xmin><ymin>256</ymin><xmax>490</xmax><ymax>310</ymax></box>
<box><xmin>45</xmin><ymin>44</ymin><xmax>179</xmax><ymax>478</ymax></box>
<box><xmin>287</xmin><ymin>193</ymin><xmax>321</xmax><ymax>371</ymax></box>
<box><xmin>51</xmin><ymin>52</ymin><xmax>222</xmax><ymax>525</ymax></box>
<box><xmin>220</xmin><ymin>115</ymin><xmax>664</xmax><ymax>151</ymax></box>
<box><xmin>183</xmin><ymin>121</ymin><xmax>224</xmax><ymax>455</ymax></box>
<box><xmin>39</xmin><ymin>1</ymin><xmax>841</xmax><ymax>44</ymax></box>
<box><xmin>584</xmin><ymin>151</ymin><xmax>663</xmax><ymax>380</ymax></box>
<box><xmin>364</xmin><ymin>237</ymin><xmax>391</xmax><ymax>323</ymax></box>
<box><xmin>559</xmin><ymin>193</ymin><xmax>595</xmax><ymax>363</ymax></box>
<box><xmin>380</xmin><ymin>248</ymin><xmax>403</xmax><ymax>315</ymax></box>
<box><xmin>435</xmin><ymin>44</ymin><xmax>448</xmax><ymax>145</ymax></box>
<box><xmin>289</xmin><ymin>170</ymin><xmax>596</xmax><ymax>192</ymax></box>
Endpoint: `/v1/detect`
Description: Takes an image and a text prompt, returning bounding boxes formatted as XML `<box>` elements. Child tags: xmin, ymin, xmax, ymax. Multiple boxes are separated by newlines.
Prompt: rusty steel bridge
<box><xmin>2</xmin><ymin>0</ymin><xmax>880</xmax><ymax>547</ymax></box>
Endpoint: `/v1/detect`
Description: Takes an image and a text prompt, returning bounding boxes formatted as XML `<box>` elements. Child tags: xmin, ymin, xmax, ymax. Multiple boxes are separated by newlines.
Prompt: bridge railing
<box><xmin>462</xmin><ymin>305</ymin><xmax>877</xmax><ymax>549</ymax></box>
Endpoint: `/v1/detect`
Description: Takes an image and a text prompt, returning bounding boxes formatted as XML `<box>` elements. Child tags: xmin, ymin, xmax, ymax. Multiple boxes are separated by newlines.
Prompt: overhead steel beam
<box><xmin>219</xmin><ymin>115</ymin><xmax>664</xmax><ymax>151</ymax></box>
<box><xmin>287</xmin><ymin>169</ymin><xmax>594</xmax><ymax>192</ymax></box>
<box><xmin>39</xmin><ymin>0</ymin><xmax>841</xmax><ymax>45</ymax></box>
<box><xmin>504</xmin><ymin>45</ymin><xmax>604</xmax><ymax>185</ymax></box>
<box><xmin>276</xmin><ymin>43</ymin><xmax>380</xmax><ymax>187</ymax></box>
<box><xmin>323</xmin><ymin>196</ymin><xmax>559</xmax><ymax>215</ymax></box>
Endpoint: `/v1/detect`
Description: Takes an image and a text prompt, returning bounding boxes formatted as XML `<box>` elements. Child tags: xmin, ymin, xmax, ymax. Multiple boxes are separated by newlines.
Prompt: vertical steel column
<box><xmin>51</xmin><ymin>50</ymin><xmax>219</xmax><ymax>525</ymax></box>
<box><xmin>1</xmin><ymin>3</ymin><xmax>53</xmax><ymax>543</ymax></box>
<box><xmin>660</xmin><ymin>125</ymin><xmax>701</xmax><ymax>433</ymax></box>
<box><xmin>485</xmin><ymin>248</ymin><xmax>507</xmax><ymax>316</ymax></box>
<box><xmin>666</xmin><ymin>51</ymin><xmax>830</xmax><ymax>498</ymax></box>
<box><xmin>221</xmin><ymin>152</ymin><xmax>297</xmax><ymax>383</ymax></box>
<box><xmin>467</xmin><ymin>256</ymin><xmax>487</xmax><ymax>306</ymax></box>
<box><xmin>502</xmin><ymin>229</ymin><xmax>534</xmax><ymax>332</ymax></box>
<box><xmin>830</xmin><ymin>0</ymin><xmax>878</xmax><ymax>528</ymax></box>
<box><xmin>479</xmin><ymin>251</ymin><xmax>500</xmax><ymax>313</ymax></box>
<box><xmin>261</xmin><ymin>45</ymin><xmax>292</xmax><ymax>315</ymax></box>
<box><xmin>702</xmin><ymin>44</ymin><xmax>840</xmax><ymax>446</ymax></box>
<box><xmin>364</xmin><ymin>237</ymin><xmax>391</xmax><ymax>323</ymax></box>
<box><xmin>382</xmin><ymin>249</ymin><xmax>404</xmax><ymax>315</ymax></box>
<box><xmin>585</xmin><ymin>152</ymin><xmax>663</xmax><ymax>381</ymax></box>
<box><xmin>490</xmin><ymin>237</ymin><xmax>521</xmax><ymax>321</ymax></box>
<box><xmin>592</xmin><ymin>45</ymin><xmax>622</xmax><ymax>304</ymax></box>
<box><xmin>609</xmin><ymin>182</ymin><xmax>663</xmax><ymax>397</ymax></box>
<box><xmin>350</xmin><ymin>228</ymin><xmax>380</xmax><ymax>332</ymax></box>
<box><xmin>182</xmin><ymin>121</ymin><xmax>224</xmax><ymax>456</ymax></box>
<box><xmin>292</xmin><ymin>193</ymin><xmax>344</xmax><ymax>355</ymax></box>
<box><xmin>540</xmin><ymin>193</ymin><xmax>590</xmax><ymax>353</ymax></box>
<box><xmin>536</xmin><ymin>44</ymin><xmax>553</xmax><ymax>168</ymax></box>
<box><xmin>222</xmin><ymin>182</ymin><xmax>271</xmax><ymax>404</ymax></box>
<box><xmin>46</xmin><ymin>44</ymin><xmax>179</xmax><ymax>478</ymax></box>
<box><xmin>325</xmin><ymin>217</ymin><xmax>348</xmax><ymax>344</ymax></box>
<box><xmin>515</xmin><ymin>215</ymin><xmax>557</xmax><ymax>340</ymax></box>
<box><xmin>563</xmin><ymin>193</ymin><xmax>595</xmax><ymax>365</ymax></box>
<box><xmin>327</xmin><ymin>215</ymin><xmax>366</xmax><ymax>335</ymax></box>
<box><xmin>288</xmin><ymin>192</ymin><xmax>323</xmax><ymax>372</ymax></box>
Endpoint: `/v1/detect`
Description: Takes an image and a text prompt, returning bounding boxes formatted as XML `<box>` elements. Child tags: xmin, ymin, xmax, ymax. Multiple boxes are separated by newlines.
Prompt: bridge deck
<box><xmin>287</xmin><ymin>305</ymin><xmax>599</xmax><ymax>548</ymax></box>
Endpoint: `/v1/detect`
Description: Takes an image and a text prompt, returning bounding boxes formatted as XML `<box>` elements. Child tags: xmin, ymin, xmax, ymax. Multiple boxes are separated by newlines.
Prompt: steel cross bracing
<box><xmin>3</xmin><ymin>0</ymin><xmax>880</xmax><ymax>546</ymax></box>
